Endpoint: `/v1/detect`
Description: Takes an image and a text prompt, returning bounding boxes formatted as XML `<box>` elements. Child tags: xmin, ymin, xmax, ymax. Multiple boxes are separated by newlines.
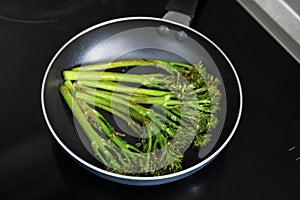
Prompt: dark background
<box><xmin>0</xmin><ymin>0</ymin><xmax>299</xmax><ymax>199</ymax></box>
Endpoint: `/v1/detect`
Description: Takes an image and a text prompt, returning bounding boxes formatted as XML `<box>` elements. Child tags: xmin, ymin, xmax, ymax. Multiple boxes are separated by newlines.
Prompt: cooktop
<box><xmin>0</xmin><ymin>0</ymin><xmax>299</xmax><ymax>199</ymax></box>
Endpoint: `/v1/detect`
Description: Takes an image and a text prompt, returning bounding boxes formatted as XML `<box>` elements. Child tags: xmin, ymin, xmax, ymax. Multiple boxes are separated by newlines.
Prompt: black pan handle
<box><xmin>163</xmin><ymin>0</ymin><xmax>199</xmax><ymax>26</ymax></box>
<box><xmin>165</xmin><ymin>0</ymin><xmax>199</xmax><ymax>18</ymax></box>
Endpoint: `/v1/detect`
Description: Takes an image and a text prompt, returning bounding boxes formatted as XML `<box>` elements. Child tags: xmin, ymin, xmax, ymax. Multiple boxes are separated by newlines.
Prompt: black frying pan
<box><xmin>41</xmin><ymin>0</ymin><xmax>242</xmax><ymax>186</ymax></box>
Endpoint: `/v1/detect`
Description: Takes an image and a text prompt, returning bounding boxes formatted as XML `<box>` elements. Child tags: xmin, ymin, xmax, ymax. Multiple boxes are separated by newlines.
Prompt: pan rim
<box><xmin>41</xmin><ymin>16</ymin><xmax>243</xmax><ymax>182</ymax></box>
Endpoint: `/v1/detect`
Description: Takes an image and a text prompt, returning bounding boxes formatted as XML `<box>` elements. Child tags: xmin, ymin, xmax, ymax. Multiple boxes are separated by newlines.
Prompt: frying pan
<box><xmin>41</xmin><ymin>0</ymin><xmax>242</xmax><ymax>186</ymax></box>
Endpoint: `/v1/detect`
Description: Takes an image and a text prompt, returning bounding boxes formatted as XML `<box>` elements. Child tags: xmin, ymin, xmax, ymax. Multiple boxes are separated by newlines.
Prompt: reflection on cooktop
<box><xmin>0</xmin><ymin>0</ymin><xmax>99</xmax><ymax>23</ymax></box>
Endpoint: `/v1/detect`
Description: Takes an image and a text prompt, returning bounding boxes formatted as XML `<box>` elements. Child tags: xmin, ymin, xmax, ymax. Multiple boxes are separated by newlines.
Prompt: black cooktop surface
<box><xmin>0</xmin><ymin>0</ymin><xmax>299</xmax><ymax>199</ymax></box>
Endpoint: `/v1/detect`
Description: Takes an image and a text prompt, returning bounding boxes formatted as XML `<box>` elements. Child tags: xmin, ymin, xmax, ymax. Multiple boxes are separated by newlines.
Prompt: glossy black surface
<box><xmin>0</xmin><ymin>0</ymin><xmax>299</xmax><ymax>199</ymax></box>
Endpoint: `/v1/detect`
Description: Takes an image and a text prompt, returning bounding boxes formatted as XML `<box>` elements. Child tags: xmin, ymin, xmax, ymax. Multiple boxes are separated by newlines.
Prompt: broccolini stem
<box><xmin>59</xmin><ymin>85</ymin><xmax>123</xmax><ymax>168</ymax></box>
<box><xmin>63</xmin><ymin>71</ymin><xmax>169</xmax><ymax>85</ymax></box>
<box><xmin>71</xmin><ymin>59</ymin><xmax>179</xmax><ymax>74</ymax></box>
<box><xmin>77</xmin><ymin>80</ymin><xmax>171</xmax><ymax>97</ymax></box>
<box><xmin>77</xmin><ymin>99</ymin><xmax>140</xmax><ymax>153</ymax></box>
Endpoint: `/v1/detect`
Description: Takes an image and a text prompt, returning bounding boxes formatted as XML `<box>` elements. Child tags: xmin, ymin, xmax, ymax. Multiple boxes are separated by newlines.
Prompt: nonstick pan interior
<box><xmin>42</xmin><ymin>17</ymin><xmax>242</xmax><ymax>184</ymax></box>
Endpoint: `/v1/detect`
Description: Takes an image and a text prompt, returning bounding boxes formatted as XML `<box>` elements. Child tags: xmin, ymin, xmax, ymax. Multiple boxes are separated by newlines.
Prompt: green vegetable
<box><xmin>59</xmin><ymin>59</ymin><xmax>221</xmax><ymax>176</ymax></box>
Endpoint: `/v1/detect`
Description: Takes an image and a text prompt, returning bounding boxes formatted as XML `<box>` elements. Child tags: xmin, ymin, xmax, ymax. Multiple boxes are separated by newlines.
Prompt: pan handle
<box><xmin>163</xmin><ymin>0</ymin><xmax>199</xmax><ymax>27</ymax></box>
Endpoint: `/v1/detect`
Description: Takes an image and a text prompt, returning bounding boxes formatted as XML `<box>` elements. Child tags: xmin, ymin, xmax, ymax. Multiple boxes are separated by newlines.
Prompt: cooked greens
<box><xmin>59</xmin><ymin>59</ymin><xmax>221</xmax><ymax>176</ymax></box>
